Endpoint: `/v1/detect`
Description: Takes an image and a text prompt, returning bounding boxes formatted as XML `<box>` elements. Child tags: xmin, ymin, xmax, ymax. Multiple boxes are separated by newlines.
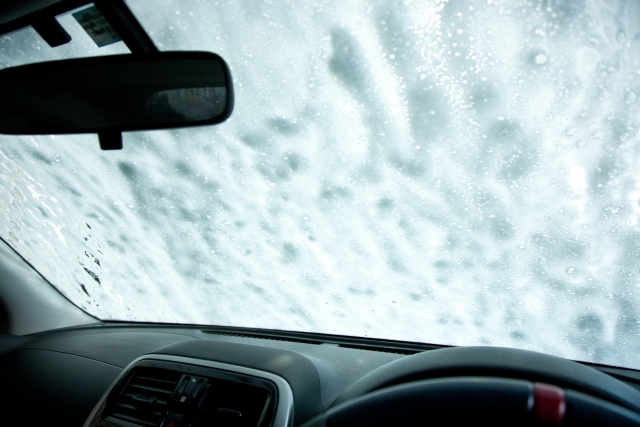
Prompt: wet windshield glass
<box><xmin>2</xmin><ymin>0</ymin><xmax>640</xmax><ymax>369</ymax></box>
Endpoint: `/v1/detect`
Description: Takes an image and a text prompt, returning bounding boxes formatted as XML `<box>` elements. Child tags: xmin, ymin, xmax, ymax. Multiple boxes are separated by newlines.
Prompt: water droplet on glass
<box><xmin>535</xmin><ymin>54</ymin><xmax>548</xmax><ymax>64</ymax></box>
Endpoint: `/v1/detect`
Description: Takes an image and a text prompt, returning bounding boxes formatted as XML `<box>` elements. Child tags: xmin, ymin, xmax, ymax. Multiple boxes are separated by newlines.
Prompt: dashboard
<box><xmin>0</xmin><ymin>324</ymin><xmax>398</xmax><ymax>426</ymax></box>
<box><xmin>4</xmin><ymin>324</ymin><xmax>640</xmax><ymax>426</ymax></box>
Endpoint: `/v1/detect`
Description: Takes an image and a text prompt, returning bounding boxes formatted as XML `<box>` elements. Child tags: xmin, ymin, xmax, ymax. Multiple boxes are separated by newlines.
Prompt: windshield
<box><xmin>2</xmin><ymin>0</ymin><xmax>640</xmax><ymax>369</ymax></box>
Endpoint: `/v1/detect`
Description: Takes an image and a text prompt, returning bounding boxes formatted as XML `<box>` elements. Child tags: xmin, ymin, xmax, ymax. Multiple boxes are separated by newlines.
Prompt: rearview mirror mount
<box><xmin>0</xmin><ymin>51</ymin><xmax>234</xmax><ymax>150</ymax></box>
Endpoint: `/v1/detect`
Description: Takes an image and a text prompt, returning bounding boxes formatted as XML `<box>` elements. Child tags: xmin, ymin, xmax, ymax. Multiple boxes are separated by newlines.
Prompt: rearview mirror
<box><xmin>0</xmin><ymin>51</ymin><xmax>233</xmax><ymax>149</ymax></box>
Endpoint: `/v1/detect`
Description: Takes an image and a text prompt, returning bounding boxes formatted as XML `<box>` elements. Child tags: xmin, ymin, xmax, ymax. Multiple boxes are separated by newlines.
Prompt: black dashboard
<box><xmin>4</xmin><ymin>324</ymin><xmax>640</xmax><ymax>426</ymax></box>
<box><xmin>0</xmin><ymin>324</ymin><xmax>399</xmax><ymax>426</ymax></box>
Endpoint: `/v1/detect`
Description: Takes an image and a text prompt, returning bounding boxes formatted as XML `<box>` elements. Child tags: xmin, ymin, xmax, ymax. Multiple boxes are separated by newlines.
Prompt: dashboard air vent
<box><xmin>205</xmin><ymin>330</ymin><xmax>321</xmax><ymax>346</ymax></box>
<box><xmin>108</xmin><ymin>367</ymin><xmax>182</xmax><ymax>427</ymax></box>
<box><xmin>192</xmin><ymin>377</ymin><xmax>272</xmax><ymax>427</ymax></box>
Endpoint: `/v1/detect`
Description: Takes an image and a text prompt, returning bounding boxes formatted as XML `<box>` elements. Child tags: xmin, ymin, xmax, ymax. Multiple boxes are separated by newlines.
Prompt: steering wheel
<box><xmin>300</xmin><ymin>347</ymin><xmax>640</xmax><ymax>427</ymax></box>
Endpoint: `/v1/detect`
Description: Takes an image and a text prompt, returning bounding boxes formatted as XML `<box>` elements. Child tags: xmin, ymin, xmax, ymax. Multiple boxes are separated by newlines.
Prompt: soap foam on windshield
<box><xmin>2</xmin><ymin>0</ymin><xmax>640</xmax><ymax>368</ymax></box>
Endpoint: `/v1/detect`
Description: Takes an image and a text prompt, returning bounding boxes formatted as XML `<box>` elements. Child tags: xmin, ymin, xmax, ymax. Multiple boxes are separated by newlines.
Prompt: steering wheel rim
<box><xmin>330</xmin><ymin>346</ymin><xmax>640</xmax><ymax>413</ymax></box>
<box><xmin>301</xmin><ymin>377</ymin><xmax>640</xmax><ymax>427</ymax></box>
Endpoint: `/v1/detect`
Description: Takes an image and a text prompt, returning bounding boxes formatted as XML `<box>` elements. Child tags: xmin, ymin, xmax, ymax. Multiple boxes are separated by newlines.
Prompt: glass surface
<box><xmin>2</xmin><ymin>0</ymin><xmax>640</xmax><ymax>369</ymax></box>
<box><xmin>0</xmin><ymin>4</ymin><xmax>129</xmax><ymax>68</ymax></box>
<box><xmin>146</xmin><ymin>87</ymin><xmax>227</xmax><ymax>121</ymax></box>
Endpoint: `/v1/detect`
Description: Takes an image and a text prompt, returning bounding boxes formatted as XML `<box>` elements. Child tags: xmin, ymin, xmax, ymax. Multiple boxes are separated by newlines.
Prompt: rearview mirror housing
<box><xmin>0</xmin><ymin>51</ymin><xmax>233</xmax><ymax>149</ymax></box>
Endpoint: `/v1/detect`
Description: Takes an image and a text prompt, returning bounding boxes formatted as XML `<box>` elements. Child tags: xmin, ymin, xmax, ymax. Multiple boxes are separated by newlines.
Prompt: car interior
<box><xmin>3</xmin><ymin>1</ymin><xmax>640</xmax><ymax>426</ymax></box>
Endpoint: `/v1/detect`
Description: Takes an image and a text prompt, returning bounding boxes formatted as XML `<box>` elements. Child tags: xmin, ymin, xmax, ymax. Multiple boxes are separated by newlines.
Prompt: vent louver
<box><xmin>192</xmin><ymin>377</ymin><xmax>272</xmax><ymax>427</ymax></box>
<box><xmin>100</xmin><ymin>361</ymin><xmax>277</xmax><ymax>427</ymax></box>
<box><xmin>107</xmin><ymin>367</ymin><xmax>182</xmax><ymax>427</ymax></box>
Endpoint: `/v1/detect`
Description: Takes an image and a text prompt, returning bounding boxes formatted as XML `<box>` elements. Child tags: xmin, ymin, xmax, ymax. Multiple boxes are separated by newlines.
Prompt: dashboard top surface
<box><xmin>5</xmin><ymin>324</ymin><xmax>640</xmax><ymax>426</ymax></box>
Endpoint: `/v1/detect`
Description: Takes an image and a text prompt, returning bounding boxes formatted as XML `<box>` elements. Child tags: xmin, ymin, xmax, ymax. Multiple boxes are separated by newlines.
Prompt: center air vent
<box><xmin>101</xmin><ymin>361</ymin><xmax>278</xmax><ymax>427</ymax></box>
<box><xmin>192</xmin><ymin>377</ymin><xmax>272</xmax><ymax>427</ymax></box>
<box><xmin>107</xmin><ymin>367</ymin><xmax>182</xmax><ymax>427</ymax></box>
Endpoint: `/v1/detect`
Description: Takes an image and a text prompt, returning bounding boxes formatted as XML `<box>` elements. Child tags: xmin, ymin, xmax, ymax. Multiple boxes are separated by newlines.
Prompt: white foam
<box><xmin>1</xmin><ymin>0</ymin><xmax>640</xmax><ymax>368</ymax></box>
